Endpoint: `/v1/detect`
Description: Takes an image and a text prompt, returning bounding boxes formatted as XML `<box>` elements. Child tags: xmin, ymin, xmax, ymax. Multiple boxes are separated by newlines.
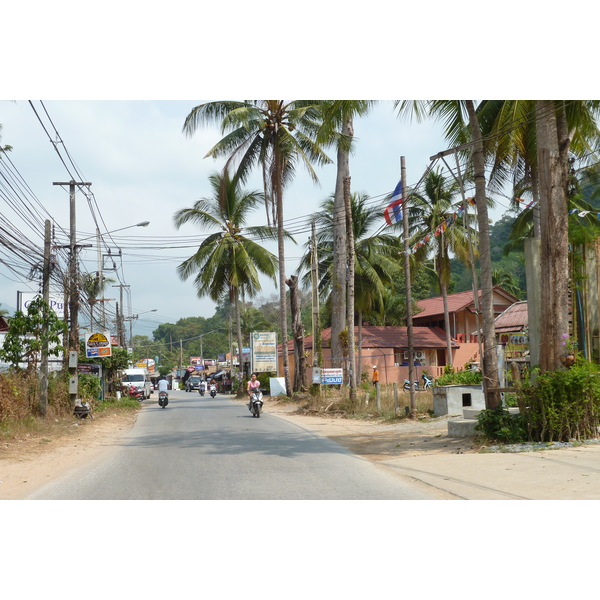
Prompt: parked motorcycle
<box><xmin>421</xmin><ymin>373</ymin><xmax>433</xmax><ymax>390</ymax></box>
<box><xmin>250</xmin><ymin>388</ymin><xmax>263</xmax><ymax>418</ymax></box>
<box><xmin>403</xmin><ymin>378</ymin><xmax>419</xmax><ymax>392</ymax></box>
<box><xmin>158</xmin><ymin>391</ymin><xmax>169</xmax><ymax>408</ymax></box>
<box><xmin>124</xmin><ymin>384</ymin><xmax>144</xmax><ymax>401</ymax></box>
<box><xmin>209</xmin><ymin>384</ymin><xmax>217</xmax><ymax>398</ymax></box>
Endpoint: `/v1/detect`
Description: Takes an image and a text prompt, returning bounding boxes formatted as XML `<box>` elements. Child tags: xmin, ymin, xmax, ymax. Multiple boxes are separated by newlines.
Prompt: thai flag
<box><xmin>384</xmin><ymin>181</ymin><xmax>403</xmax><ymax>225</ymax></box>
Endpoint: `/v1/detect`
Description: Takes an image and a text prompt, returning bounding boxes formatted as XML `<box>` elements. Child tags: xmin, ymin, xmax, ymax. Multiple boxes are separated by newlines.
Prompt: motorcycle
<box><xmin>199</xmin><ymin>385</ymin><xmax>206</xmax><ymax>397</ymax></box>
<box><xmin>250</xmin><ymin>388</ymin><xmax>263</xmax><ymax>418</ymax></box>
<box><xmin>124</xmin><ymin>384</ymin><xmax>144</xmax><ymax>401</ymax></box>
<box><xmin>209</xmin><ymin>384</ymin><xmax>217</xmax><ymax>398</ymax></box>
<box><xmin>403</xmin><ymin>378</ymin><xmax>419</xmax><ymax>392</ymax></box>
<box><xmin>421</xmin><ymin>373</ymin><xmax>433</xmax><ymax>390</ymax></box>
<box><xmin>158</xmin><ymin>391</ymin><xmax>169</xmax><ymax>408</ymax></box>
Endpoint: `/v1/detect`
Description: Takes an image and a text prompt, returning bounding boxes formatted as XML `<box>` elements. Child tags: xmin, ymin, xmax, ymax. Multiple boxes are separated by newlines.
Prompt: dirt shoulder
<box><xmin>265</xmin><ymin>397</ymin><xmax>474</xmax><ymax>461</ymax></box>
<box><xmin>0</xmin><ymin>409</ymin><xmax>139</xmax><ymax>500</ymax></box>
<box><xmin>0</xmin><ymin>396</ymin><xmax>473</xmax><ymax>500</ymax></box>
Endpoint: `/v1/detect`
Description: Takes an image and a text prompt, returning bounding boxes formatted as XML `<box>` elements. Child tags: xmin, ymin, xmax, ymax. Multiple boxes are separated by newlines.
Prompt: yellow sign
<box><xmin>85</xmin><ymin>331</ymin><xmax>112</xmax><ymax>358</ymax></box>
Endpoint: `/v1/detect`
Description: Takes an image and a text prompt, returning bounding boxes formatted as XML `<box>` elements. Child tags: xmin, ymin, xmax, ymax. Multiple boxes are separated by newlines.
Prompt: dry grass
<box><xmin>294</xmin><ymin>383</ymin><xmax>434</xmax><ymax>420</ymax></box>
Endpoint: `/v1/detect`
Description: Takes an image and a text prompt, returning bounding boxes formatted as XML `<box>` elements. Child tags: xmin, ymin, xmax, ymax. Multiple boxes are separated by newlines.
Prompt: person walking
<box><xmin>372</xmin><ymin>366</ymin><xmax>379</xmax><ymax>387</ymax></box>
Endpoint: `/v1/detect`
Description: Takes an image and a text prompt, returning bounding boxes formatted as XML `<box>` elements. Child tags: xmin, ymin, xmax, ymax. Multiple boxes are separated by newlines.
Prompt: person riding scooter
<box><xmin>247</xmin><ymin>372</ymin><xmax>261</xmax><ymax>411</ymax></box>
<box><xmin>158</xmin><ymin>376</ymin><xmax>169</xmax><ymax>396</ymax></box>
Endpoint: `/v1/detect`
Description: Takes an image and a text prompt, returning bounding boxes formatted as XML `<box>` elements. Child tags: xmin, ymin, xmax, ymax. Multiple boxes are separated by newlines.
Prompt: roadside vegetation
<box><xmin>0</xmin><ymin>369</ymin><xmax>140</xmax><ymax>447</ymax></box>
<box><xmin>476</xmin><ymin>358</ymin><xmax>600</xmax><ymax>444</ymax></box>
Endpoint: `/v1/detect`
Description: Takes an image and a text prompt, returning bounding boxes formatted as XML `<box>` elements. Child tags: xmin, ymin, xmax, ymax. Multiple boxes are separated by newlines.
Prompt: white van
<box><xmin>122</xmin><ymin>368</ymin><xmax>152</xmax><ymax>399</ymax></box>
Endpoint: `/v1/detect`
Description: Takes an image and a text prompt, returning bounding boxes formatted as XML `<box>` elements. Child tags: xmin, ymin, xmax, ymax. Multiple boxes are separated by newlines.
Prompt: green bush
<box><xmin>77</xmin><ymin>373</ymin><xmax>102</xmax><ymax>404</ymax></box>
<box><xmin>436</xmin><ymin>369</ymin><xmax>482</xmax><ymax>386</ymax></box>
<box><xmin>517</xmin><ymin>360</ymin><xmax>600</xmax><ymax>442</ymax></box>
<box><xmin>475</xmin><ymin>407</ymin><xmax>527</xmax><ymax>443</ymax></box>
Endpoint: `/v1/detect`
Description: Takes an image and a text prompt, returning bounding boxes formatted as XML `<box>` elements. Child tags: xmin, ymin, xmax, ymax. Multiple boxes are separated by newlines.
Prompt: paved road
<box><xmin>27</xmin><ymin>390</ymin><xmax>445</xmax><ymax>500</ymax></box>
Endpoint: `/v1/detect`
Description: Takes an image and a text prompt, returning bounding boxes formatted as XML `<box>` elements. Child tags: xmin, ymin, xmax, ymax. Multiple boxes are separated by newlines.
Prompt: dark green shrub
<box><xmin>517</xmin><ymin>359</ymin><xmax>600</xmax><ymax>442</ymax></box>
<box><xmin>475</xmin><ymin>407</ymin><xmax>527</xmax><ymax>443</ymax></box>
<box><xmin>77</xmin><ymin>373</ymin><xmax>102</xmax><ymax>404</ymax></box>
<box><xmin>436</xmin><ymin>369</ymin><xmax>482</xmax><ymax>386</ymax></box>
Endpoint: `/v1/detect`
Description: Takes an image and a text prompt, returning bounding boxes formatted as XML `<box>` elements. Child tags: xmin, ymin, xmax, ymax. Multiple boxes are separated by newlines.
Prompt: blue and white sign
<box><xmin>321</xmin><ymin>368</ymin><xmax>343</xmax><ymax>385</ymax></box>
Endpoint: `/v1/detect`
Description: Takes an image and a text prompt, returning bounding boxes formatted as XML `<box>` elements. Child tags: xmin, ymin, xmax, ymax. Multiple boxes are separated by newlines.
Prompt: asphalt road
<box><xmin>27</xmin><ymin>389</ymin><xmax>444</xmax><ymax>500</ymax></box>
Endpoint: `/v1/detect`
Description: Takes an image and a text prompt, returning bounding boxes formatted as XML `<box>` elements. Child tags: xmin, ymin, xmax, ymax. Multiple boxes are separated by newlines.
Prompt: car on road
<box><xmin>185</xmin><ymin>375</ymin><xmax>203</xmax><ymax>392</ymax></box>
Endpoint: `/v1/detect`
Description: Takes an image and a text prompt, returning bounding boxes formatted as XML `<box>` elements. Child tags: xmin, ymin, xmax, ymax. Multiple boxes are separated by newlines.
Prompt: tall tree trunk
<box><xmin>441</xmin><ymin>281</ymin><xmax>453</xmax><ymax>368</ymax></box>
<box><xmin>234</xmin><ymin>287</ymin><xmax>245</xmax><ymax>397</ymax></box>
<box><xmin>286</xmin><ymin>275</ymin><xmax>306</xmax><ymax>392</ymax></box>
<box><xmin>330</xmin><ymin>117</ymin><xmax>353</xmax><ymax>368</ymax></box>
<box><xmin>344</xmin><ymin>177</ymin><xmax>357</xmax><ymax>404</ymax></box>
<box><xmin>274</xmin><ymin>146</ymin><xmax>292</xmax><ymax>396</ymax></box>
<box><xmin>357</xmin><ymin>312</ymin><xmax>363</xmax><ymax>384</ymax></box>
<box><xmin>465</xmin><ymin>100</ymin><xmax>500</xmax><ymax>409</ymax></box>
<box><xmin>536</xmin><ymin>100</ymin><xmax>570</xmax><ymax>372</ymax></box>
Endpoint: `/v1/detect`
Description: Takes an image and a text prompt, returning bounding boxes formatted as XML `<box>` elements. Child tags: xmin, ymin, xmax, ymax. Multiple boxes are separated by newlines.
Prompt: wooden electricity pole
<box><xmin>53</xmin><ymin>180</ymin><xmax>91</xmax><ymax>405</ymax></box>
<box><xmin>38</xmin><ymin>219</ymin><xmax>51</xmax><ymax>416</ymax></box>
<box><xmin>401</xmin><ymin>158</ymin><xmax>417</xmax><ymax>417</ymax></box>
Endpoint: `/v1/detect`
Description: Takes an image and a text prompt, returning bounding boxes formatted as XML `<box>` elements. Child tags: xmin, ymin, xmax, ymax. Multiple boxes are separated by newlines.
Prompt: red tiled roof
<box><xmin>280</xmin><ymin>326</ymin><xmax>454</xmax><ymax>352</ymax></box>
<box><xmin>494</xmin><ymin>301</ymin><xmax>528</xmax><ymax>332</ymax></box>
<box><xmin>414</xmin><ymin>286</ymin><xmax>520</xmax><ymax>319</ymax></box>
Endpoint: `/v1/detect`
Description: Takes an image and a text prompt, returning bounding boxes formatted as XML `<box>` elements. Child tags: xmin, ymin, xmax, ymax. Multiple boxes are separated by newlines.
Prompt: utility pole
<box><xmin>54</xmin><ymin>180</ymin><xmax>91</xmax><ymax>406</ymax></box>
<box><xmin>401</xmin><ymin>157</ymin><xmax>417</xmax><ymax>418</ymax></box>
<box><xmin>112</xmin><ymin>284</ymin><xmax>129</xmax><ymax>347</ymax></box>
<box><xmin>38</xmin><ymin>219</ymin><xmax>51</xmax><ymax>416</ymax></box>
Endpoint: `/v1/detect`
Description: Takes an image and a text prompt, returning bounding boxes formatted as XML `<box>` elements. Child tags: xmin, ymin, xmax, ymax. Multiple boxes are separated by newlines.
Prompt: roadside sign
<box><xmin>321</xmin><ymin>368</ymin><xmax>343</xmax><ymax>385</ymax></box>
<box><xmin>85</xmin><ymin>331</ymin><xmax>112</xmax><ymax>358</ymax></box>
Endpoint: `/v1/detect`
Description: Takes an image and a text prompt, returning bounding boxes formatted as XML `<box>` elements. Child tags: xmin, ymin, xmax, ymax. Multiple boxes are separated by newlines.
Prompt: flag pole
<box><xmin>401</xmin><ymin>157</ymin><xmax>417</xmax><ymax>417</ymax></box>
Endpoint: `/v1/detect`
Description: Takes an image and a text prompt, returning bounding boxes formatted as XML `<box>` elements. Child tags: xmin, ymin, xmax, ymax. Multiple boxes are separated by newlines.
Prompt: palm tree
<box><xmin>479</xmin><ymin>100</ymin><xmax>600</xmax><ymax>371</ymax></box>
<box><xmin>315</xmin><ymin>101</ymin><xmax>376</xmax><ymax>370</ymax></box>
<box><xmin>183</xmin><ymin>101</ymin><xmax>331</xmax><ymax>397</ymax></box>
<box><xmin>396</xmin><ymin>100</ymin><xmax>500</xmax><ymax>407</ymax></box>
<box><xmin>410</xmin><ymin>169</ymin><xmax>475</xmax><ymax>367</ymax></box>
<box><xmin>173</xmin><ymin>172</ymin><xmax>280</xmax><ymax>395</ymax></box>
<box><xmin>80</xmin><ymin>272</ymin><xmax>115</xmax><ymax>330</ymax></box>
<box><xmin>299</xmin><ymin>192</ymin><xmax>403</xmax><ymax>379</ymax></box>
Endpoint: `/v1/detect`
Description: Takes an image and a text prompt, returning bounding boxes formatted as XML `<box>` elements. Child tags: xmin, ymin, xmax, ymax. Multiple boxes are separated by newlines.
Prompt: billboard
<box><xmin>18</xmin><ymin>291</ymin><xmax>64</xmax><ymax>319</ymax></box>
<box><xmin>251</xmin><ymin>331</ymin><xmax>277</xmax><ymax>373</ymax></box>
<box><xmin>321</xmin><ymin>368</ymin><xmax>343</xmax><ymax>385</ymax></box>
<box><xmin>85</xmin><ymin>331</ymin><xmax>112</xmax><ymax>358</ymax></box>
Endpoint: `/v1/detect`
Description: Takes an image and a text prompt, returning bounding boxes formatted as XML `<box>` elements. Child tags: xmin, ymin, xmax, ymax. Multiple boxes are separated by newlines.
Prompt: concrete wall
<box><xmin>433</xmin><ymin>384</ymin><xmax>485</xmax><ymax>416</ymax></box>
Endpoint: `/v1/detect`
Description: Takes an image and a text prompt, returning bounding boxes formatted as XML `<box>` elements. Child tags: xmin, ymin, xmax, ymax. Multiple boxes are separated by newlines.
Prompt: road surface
<box><xmin>27</xmin><ymin>389</ymin><xmax>445</xmax><ymax>500</ymax></box>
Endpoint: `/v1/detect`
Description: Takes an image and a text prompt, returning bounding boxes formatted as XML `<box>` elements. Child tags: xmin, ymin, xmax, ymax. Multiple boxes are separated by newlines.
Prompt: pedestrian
<box><xmin>372</xmin><ymin>365</ymin><xmax>379</xmax><ymax>386</ymax></box>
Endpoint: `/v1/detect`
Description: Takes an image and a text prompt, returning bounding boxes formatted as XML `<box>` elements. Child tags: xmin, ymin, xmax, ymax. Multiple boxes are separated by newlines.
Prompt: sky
<box><xmin>0</xmin><ymin>99</ymin><xmax>482</xmax><ymax>338</ymax></box>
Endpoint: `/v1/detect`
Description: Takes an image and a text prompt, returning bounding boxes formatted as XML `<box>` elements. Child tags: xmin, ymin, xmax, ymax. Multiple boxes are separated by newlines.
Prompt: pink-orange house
<box><xmin>279</xmin><ymin>325</ymin><xmax>456</xmax><ymax>385</ymax></box>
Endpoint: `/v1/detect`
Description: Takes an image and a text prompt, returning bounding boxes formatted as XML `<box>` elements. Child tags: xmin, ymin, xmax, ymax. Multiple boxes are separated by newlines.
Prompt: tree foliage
<box><xmin>0</xmin><ymin>297</ymin><xmax>66</xmax><ymax>371</ymax></box>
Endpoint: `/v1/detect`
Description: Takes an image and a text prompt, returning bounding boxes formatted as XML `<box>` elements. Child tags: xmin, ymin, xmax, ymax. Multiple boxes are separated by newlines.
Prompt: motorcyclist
<box><xmin>199</xmin><ymin>378</ymin><xmax>207</xmax><ymax>394</ymax></box>
<box><xmin>158</xmin><ymin>376</ymin><xmax>169</xmax><ymax>395</ymax></box>
<box><xmin>247</xmin><ymin>372</ymin><xmax>261</xmax><ymax>410</ymax></box>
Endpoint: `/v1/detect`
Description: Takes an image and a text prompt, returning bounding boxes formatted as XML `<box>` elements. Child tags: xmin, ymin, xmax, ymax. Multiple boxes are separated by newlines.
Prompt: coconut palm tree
<box><xmin>396</xmin><ymin>100</ymin><xmax>501</xmax><ymax>408</ymax></box>
<box><xmin>80</xmin><ymin>272</ymin><xmax>115</xmax><ymax>330</ymax></box>
<box><xmin>410</xmin><ymin>169</ymin><xmax>475</xmax><ymax>367</ymax></box>
<box><xmin>315</xmin><ymin>101</ymin><xmax>376</xmax><ymax>370</ymax></box>
<box><xmin>478</xmin><ymin>100</ymin><xmax>600</xmax><ymax>370</ymax></box>
<box><xmin>183</xmin><ymin>101</ymin><xmax>331</xmax><ymax>396</ymax></box>
<box><xmin>174</xmin><ymin>172</ymin><xmax>281</xmax><ymax>395</ymax></box>
<box><xmin>299</xmin><ymin>192</ymin><xmax>403</xmax><ymax>378</ymax></box>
